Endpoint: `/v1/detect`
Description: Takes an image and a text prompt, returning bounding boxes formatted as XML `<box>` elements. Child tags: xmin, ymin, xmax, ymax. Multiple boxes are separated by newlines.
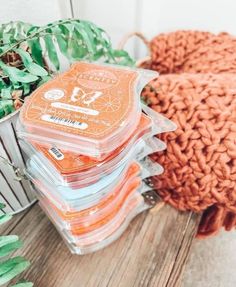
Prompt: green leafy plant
<box><xmin>0</xmin><ymin>19</ymin><xmax>134</xmax><ymax>119</ymax></box>
<box><xmin>0</xmin><ymin>203</ymin><xmax>32</xmax><ymax>286</ymax></box>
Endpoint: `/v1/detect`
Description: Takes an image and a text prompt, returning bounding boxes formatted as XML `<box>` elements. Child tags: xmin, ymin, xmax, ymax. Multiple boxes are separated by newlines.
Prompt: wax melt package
<box><xmin>33</xmin><ymin>166</ymin><xmax>159</xmax><ymax>241</ymax></box>
<box><xmin>18</xmin><ymin>62</ymin><xmax>159</xmax><ymax>159</ymax></box>
<box><xmin>38</xmin><ymin>162</ymin><xmax>142</xmax><ymax>220</ymax></box>
<box><xmin>39</xmin><ymin>190</ymin><xmax>158</xmax><ymax>254</ymax></box>
<box><xmin>28</xmin><ymin>158</ymin><xmax>163</xmax><ymax>213</ymax></box>
<box><xmin>41</xmin><ymin>191</ymin><xmax>143</xmax><ymax>239</ymax></box>
<box><xmin>21</xmin><ymin>133</ymin><xmax>165</xmax><ymax>191</ymax></box>
<box><xmin>36</xmin><ymin>162</ymin><xmax>153</xmax><ymax>232</ymax></box>
<box><xmin>40</xmin><ymin>194</ymin><xmax>143</xmax><ymax>254</ymax></box>
<box><xmin>17</xmin><ymin>61</ymin><xmax>177</xmax><ymax>255</ymax></box>
<box><xmin>19</xmin><ymin>105</ymin><xmax>175</xmax><ymax>189</ymax></box>
<box><xmin>38</xmin><ymin>176</ymin><xmax>141</xmax><ymax>235</ymax></box>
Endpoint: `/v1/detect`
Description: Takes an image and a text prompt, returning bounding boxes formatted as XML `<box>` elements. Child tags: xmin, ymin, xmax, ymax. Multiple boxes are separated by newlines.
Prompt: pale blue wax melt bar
<box><xmin>29</xmin><ymin>157</ymin><xmax>128</xmax><ymax>202</ymax></box>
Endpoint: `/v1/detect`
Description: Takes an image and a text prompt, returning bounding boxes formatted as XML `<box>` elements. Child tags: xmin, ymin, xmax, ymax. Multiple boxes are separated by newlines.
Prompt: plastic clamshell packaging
<box><xmin>21</xmin><ymin>134</ymin><xmax>164</xmax><ymax>192</ymax></box>
<box><xmin>20</xmin><ymin>112</ymin><xmax>152</xmax><ymax>187</ymax></box>
<box><xmin>39</xmin><ymin>191</ymin><xmax>149</xmax><ymax>254</ymax></box>
<box><xmin>16</xmin><ymin>61</ymin><xmax>178</xmax><ymax>255</ymax></box>
<box><xmin>18</xmin><ymin>62</ymin><xmax>158</xmax><ymax>159</ymax></box>
<box><xmin>28</xmin><ymin>158</ymin><xmax>163</xmax><ymax>213</ymax></box>
<box><xmin>28</xmin><ymin>160</ymin><xmax>130</xmax><ymax>211</ymax></box>
<box><xmin>19</xmin><ymin>104</ymin><xmax>174</xmax><ymax>189</ymax></box>
<box><xmin>38</xmin><ymin>162</ymin><xmax>141</xmax><ymax>222</ymax></box>
<box><xmin>38</xmin><ymin>176</ymin><xmax>141</xmax><ymax>235</ymax></box>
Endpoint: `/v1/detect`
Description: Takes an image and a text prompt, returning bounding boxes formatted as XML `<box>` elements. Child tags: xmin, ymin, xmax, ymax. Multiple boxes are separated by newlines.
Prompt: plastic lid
<box><xmin>39</xmin><ymin>176</ymin><xmax>141</xmax><ymax>235</ymax></box>
<box><xmin>41</xmin><ymin>163</ymin><xmax>141</xmax><ymax>222</ymax></box>
<box><xmin>40</xmin><ymin>191</ymin><xmax>146</xmax><ymax>245</ymax></box>
<box><xmin>28</xmin><ymin>160</ymin><xmax>140</xmax><ymax>212</ymax></box>
<box><xmin>20</xmin><ymin>113</ymin><xmax>152</xmax><ymax>188</ymax></box>
<box><xmin>19</xmin><ymin>62</ymin><xmax>158</xmax><ymax>158</ymax></box>
<box><xmin>39</xmin><ymin>192</ymin><xmax>147</xmax><ymax>254</ymax></box>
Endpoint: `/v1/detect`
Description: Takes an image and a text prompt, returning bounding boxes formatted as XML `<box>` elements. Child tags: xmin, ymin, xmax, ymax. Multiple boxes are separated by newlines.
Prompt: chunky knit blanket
<box><xmin>141</xmin><ymin>30</ymin><xmax>236</xmax><ymax>237</ymax></box>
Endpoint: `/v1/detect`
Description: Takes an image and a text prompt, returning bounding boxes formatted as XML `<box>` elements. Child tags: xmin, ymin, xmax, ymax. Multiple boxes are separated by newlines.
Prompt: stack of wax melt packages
<box><xmin>17</xmin><ymin>62</ymin><xmax>176</xmax><ymax>254</ymax></box>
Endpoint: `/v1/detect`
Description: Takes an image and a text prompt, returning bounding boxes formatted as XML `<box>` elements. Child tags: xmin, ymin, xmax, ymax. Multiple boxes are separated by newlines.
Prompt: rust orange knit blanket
<box><xmin>141</xmin><ymin>30</ymin><xmax>236</xmax><ymax>238</ymax></box>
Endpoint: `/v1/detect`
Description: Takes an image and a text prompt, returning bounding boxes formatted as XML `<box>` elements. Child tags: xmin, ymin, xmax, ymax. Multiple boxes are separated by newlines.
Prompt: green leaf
<box><xmin>14</xmin><ymin>22</ymin><xmax>31</xmax><ymax>40</ymax></box>
<box><xmin>22</xmin><ymin>83</ymin><xmax>31</xmax><ymax>95</ymax></box>
<box><xmin>0</xmin><ymin>104</ymin><xmax>5</xmax><ymax>119</ymax></box>
<box><xmin>44</xmin><ymin>33</ymin><xmax>60</xmax><ymax>70</ymax></box>
<box><xmin>0</xmin><ymin>99</ymin><xmax>15</xmax><ymax>119</ymax></box>
<box><xmin>15</xmin><ymin>48</ymin><xmax>48</xmax><ymax>77</ymax></box>
<box><xmin>0</xmin><ymin>203</ymin><xmax>5</xmax><ymax>210</ymax></box>
<box><xmin>110</xmin><ymin>49</ymin><xmax>135</xmax><ymax>66</ymax></box>
<box><xmin>37</xmin><ymin>75</ymin><xmax>52</xmax><ymax>87</ymax></box>
<box><xmin>93</xmin><ymin>49</ymin><xmax>105</xmax><ymax>61</ymax></box>
<box><xmin>3</xmin><ymin>32</ymin><xmax>14</xmax><ymax>45</ymax></box>
<box><xmin>68</xmin><ymin>29</ymin><xmax>83</xmax><ymax>60</ymax></box>
<box><xmin>26</xmin><ymin>25</ymin><xmax>39</xmax><ymax>36</ymax></box>
<box><xmin>75</xmin><ymin>22</ymin><xmax>95</xmax><ymax>55</ymax></box>
<box><xmin>0</xmin><ymin>240</ymin><xmax>23</xmax><ymax>258</ymax></box>
<box><xmin>0</xmin><ymin>257</ymin><xmax>30</xmax><ymax>285</ymax></box>
<box><xmin>27</xmin><ymin>37</ymin><xmax>44</xmax><ymax>66</ymax></box>
<box><xmin>0</xmin><ymin>214</ymin><xmax>12</xmax><ymax>225</ymax></box>
<box><xmin>54</xmin><ymin>25</ymin><xmax>69</xmax><ymax>58</ymax></box>
<box><xmin>0</xmin><ymin>60</ymin><xmax>38</xmax><ymax>83</ymax></box>
<box><xmin>0</xmin><ymin>21</ymin><xmax>33</xmax><ymax>44</ymax></box>
<box><xmin>0</xmin><ymin>235</ymin><xmax>20</xmax><ymax>249</ymax></box>
<box><xmin>111</xmin><ymin>49</ymin><xmax>129</xmax><ymax>57</ymax></box>
<box><xmin>84</xmin><ymin>21</ymin><xmax>111</xmax><ymax>60</ymax></box>
<box><xmin>1</xmin><ymin>87</ymin><xmax>11</xmax><ymax>99</ymax></box>
<box><xmin>0</xmin><ymin>257</ymin><xmax>25</xmax><ymax>276</ymax></box>
<box><xmin>55</xmin><ymin>34</ymin><xmax>68</xmax><ymax>57</ymax></box>
<box><xmin>0</xmin><ymin>19</ymin><xmax>135</xmax><ymax>68</ymax></box>
<box><xmin>0</xmin><ymin>79</ymin><xmax>6</xmax><ymax>90</ymax></box>
<box><xmin>11</xmin><ymin>282</ymin><xmax>33</xmax><ymax>287</ymax></box>
<box><xmin>84</xmin><ymin>21</ymin><xmax>105</xmax><ymax>42</ymax></box>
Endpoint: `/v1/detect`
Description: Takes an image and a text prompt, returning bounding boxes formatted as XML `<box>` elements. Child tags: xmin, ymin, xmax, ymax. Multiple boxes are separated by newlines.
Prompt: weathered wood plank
<box><xmin>166</xmin><ymin>213</ymin><xmax>201</xmax><ymax>287</ymax></box>
<box><xmin>6</xmin><ymin>202</ymin><xmax>199</xmax><ymax>287</ymax></box>
<box><xmin>0</xmin><ymin>204</ymin><xmax>33</xmax><ymax>235</ymax></box>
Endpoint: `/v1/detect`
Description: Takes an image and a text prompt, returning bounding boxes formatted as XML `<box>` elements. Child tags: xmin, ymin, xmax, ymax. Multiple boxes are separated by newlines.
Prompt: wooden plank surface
<box><xmin>3</xmin><ymin>202</ymin><xmax>199</xmax><ymax>287</ymax></box>
<box><xmin>165</xmin><ymin>212</ymin><xmax>200</xmax><ymax>287</ymax></box>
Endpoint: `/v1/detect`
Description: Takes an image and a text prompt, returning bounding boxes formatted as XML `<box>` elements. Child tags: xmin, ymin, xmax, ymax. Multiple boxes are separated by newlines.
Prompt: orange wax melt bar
<box><xmin>70</xmin><ymin>179</ymin><xmax>140</xmax><ymax>235</ymax></box>
<box><xmin>19</xmin><ymin>62</ymin><xmax>158</xmax><ymax>159</ymax></box>
<box><xmin>39</xmin><ymin>163</ymin><xmax>141</xmax><ymax>226</ymax></box>
<box><xmin>31</xmin><ymin>160</ymin><xmax>141</xmax><ymax>211</ymax></box>
<box><xmin>24</xmin><ymin>113</ymin><xmax>152</xmax><ymax>187</ymax></box>
<box><xmin>48</xmin><ymin>162</ymin><xmax>140</xmax><ymax>220</ymax></box>
<box><xmin>40</xmin><ymin>177</ymin><xmax>141</xmax><ymax>236</ymax></box>
<box><xmin>71</xmin><ymin>194</ymin><xmax>145</xmax><ymax>247</ymax></box>
<box><xmin>39</xmin><ymin>191</ymin><xmax>147</xmax><ymax>253</ymax></box>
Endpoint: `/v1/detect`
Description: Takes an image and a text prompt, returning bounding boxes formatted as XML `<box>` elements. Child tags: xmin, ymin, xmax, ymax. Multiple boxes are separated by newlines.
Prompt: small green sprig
<box><xmin>0</xmin><ymin>203</ymin><xmax>32</xmax><ymax>286</ymax></box>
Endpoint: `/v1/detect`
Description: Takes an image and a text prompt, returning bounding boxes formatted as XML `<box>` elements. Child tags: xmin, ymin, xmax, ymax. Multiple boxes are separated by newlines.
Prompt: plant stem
<box><xmin>0</xmin><ymin>19</ymin><xmax>81</xmax><ymax>58</ymax></box>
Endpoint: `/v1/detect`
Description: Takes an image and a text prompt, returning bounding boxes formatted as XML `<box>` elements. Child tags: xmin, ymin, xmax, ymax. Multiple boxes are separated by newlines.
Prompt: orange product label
<box><xmin>21</xmin><ymin>62</ymin><xmax>139</xmax><ymax>140</ymax></box>
<box><xmin>32</xmin><ymin>113</ymin><xmax>151</xmax><ymax>176</ymax></box>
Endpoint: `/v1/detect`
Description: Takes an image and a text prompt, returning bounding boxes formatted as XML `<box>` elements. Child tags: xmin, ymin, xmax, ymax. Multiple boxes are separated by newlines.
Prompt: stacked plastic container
<box><xmin>17</xmin><ymin>62</ymin><xmax>176</xmax><ymax>254</ymax></box>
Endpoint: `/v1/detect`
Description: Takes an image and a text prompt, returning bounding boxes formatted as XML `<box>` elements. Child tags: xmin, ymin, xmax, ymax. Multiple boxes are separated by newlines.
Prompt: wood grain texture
<box><xmin>4</xmin><ymin>203</ymin><xmax>200</xmax><ymax>287</ymax></box>
<box><xmin>165</xmin><ymin>213</ymin><xmax>201</xmax><ymax>287</ymax></box>
<box><xmin>0</xmin><ymin>206</ymin><xmax>30</xmax><ymax>234</ymax></box>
